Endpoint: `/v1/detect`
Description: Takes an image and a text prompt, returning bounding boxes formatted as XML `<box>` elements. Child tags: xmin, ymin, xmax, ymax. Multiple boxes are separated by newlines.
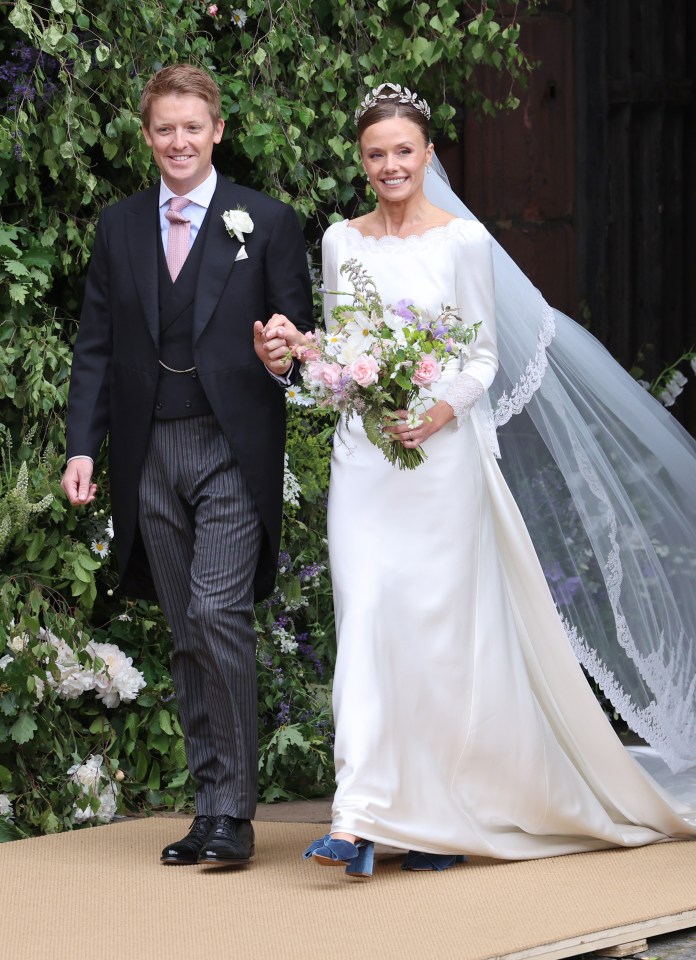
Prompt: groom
<box><xmin>61</xmin><ymin>64</ymin><xmax>313</xmax><ymax>866</ymax></box>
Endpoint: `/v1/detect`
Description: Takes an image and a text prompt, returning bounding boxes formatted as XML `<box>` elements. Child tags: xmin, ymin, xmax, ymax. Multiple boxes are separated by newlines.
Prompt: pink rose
<box><xmin>412</xmin><ymin>355</ymin><xmax>441</xmax><ymax>387</ymax></box>
<box><xmin>307</xmin><ymin>361</ymin><xmax>343</xmax><ymax>389</ymax></box>
<box><xmin>297</xmin><ymin>346</ymin><xmax>320</xmax><ymax>362</ymax></box>
<box><xmin>207</xmin><ymin>3</ymin><xmax>219</xmax><ymax>15</ymax></box>
<box><xmin>350</xmin><ymin>354</ymin><xmax>380</xmax><ymax>387</ymax></box>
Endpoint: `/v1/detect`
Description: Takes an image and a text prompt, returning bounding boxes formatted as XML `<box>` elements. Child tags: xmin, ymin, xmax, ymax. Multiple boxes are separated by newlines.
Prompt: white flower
<box><xmin>8</xmin><ymin>633</ymin><xmax>29</xmax><ymax>654</ymax></box>
<box><xmin>0</xmin><ymin>654</ymin><xmax>13</xmax><ymax>670</ymax></box>
<box><xmin>117</xmin><ymin>612</ymin><xmax>132</xmax><ymax>622</ymax></box>
<box><xmin>382</xmin><ymin>308</ymin><xmax>407</xmax><ymax>332</ymax></box>
<box><xmin>636</xmin><ymin>379</ymin><xmax>651</xmax><ymax>390</ymax></box>
<box><xmin>44</xmin><ymin>633</ymin><xmax>96</xmax><ymax>700</ymax></box>
<box><xmin>72</xmin><ymin>787</ymin><xmax>117</xmax><ymax>824</ymax></box>
<box><xmin>343</xmin><ymin>315</ymin><xmax>378</xmax><ymax>351</ymax></box>
<box><xmin>664</xmin><ymin>370</ymin><xmax>687</xmax><ymax>399</ymax></box>
<box><xmin>32</xmin><ymin>674</ymin><xmax>45</xmax><ymax>703</ymax></box>
<box><xmin>0</xmin><ymin>794</ymin><xmax>13</xmax><ymax>818</ymax></box>
<box><xmin>658</xmin><ymin>389</ymin><xmax>676</xmax><ymax>408</ymax></box>
<box><xmin>68</xmin><ymin>754</ymin><xmax>118</xmax><ymax>824</ymax></box>
<box><xmin>338</xmin><ymin>338</ymin><xmax>365</xmax><ymax>365</ymax></box>
<box><xmin>231</xmin><ymin>8</ymin><xmax>247</xmax><ymax>27</ymax></box>
<box><xmin>272</xmin><ymin>624</ymin><xmax>298</xmax><ymax>654</ymax></box>
<box><xmin>282</xmin><ymin>454</ymin><xmax>302</xmax><ymax>507</ymax></box>
<box><xmin>286</xmin><ymin>385</ymin><xmax>314</xmax><ymax>407</ymax></box>
<box><xmin>691</xmin><ymin>357</ymin><xmax>696</xmax><ymax>376</ymax></box>
<box><xmin>222</xmin><ymin>207</ymin><xmax>253</xmax><ymax>243</ymax></box>
<box><xmin>105</xmin><ymin>516</ymin><xmax>114</xmax><ymax>539</ymax></box>
<box><xmin>87</xmin><ymin>640</ymin><xmax>146</xmax><ymax>708</ymax></box>
<box><xmin>91</xmin><ymin>538</ymin><xmax>110</xmax><ymax>558</ymax></box>
<box><xmin>68</xmin><ymin>753</ymin><xmax>104</xmax><ymax>791</ymax></box>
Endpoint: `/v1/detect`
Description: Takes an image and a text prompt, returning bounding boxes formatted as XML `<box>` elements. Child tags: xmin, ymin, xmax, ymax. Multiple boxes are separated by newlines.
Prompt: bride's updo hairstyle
<box><xmin>355</xmin><ymin>82</ymin><xmax>431</xmax><ymax>145</ymax></box>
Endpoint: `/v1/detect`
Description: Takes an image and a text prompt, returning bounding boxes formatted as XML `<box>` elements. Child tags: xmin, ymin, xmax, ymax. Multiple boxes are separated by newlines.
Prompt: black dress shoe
<box><xmin>160</xmin><ymin>815</ymin><xmax>215</xmax><ymax>865</ymax></box>
<box><xmin>197</xmin><ymin>815</ymin><xmax>255</xmax><ymax>866</ymax></box>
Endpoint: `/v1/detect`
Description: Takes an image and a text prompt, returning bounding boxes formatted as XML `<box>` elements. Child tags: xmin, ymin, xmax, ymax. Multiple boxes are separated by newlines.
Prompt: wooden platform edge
<box><xmin>496</xmin><ymin>909</ymin><xmax>696</xmax><ymax>960</ymax></box>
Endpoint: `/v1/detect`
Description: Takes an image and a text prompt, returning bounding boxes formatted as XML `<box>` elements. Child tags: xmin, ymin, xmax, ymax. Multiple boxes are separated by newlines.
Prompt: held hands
<box><xmin>61</xmin><ymin>457</ymin><xmax>97</xmax><ymax>506</ymax></box>
<box><xmin>386</xmin><ymin>401</ymin><xmax>455</xmax><ymax>448</ymax></box>
<box><xmin>253</xmin><ymin>313</ymin><xmax>309</xmax><ymax>375</ymax></box>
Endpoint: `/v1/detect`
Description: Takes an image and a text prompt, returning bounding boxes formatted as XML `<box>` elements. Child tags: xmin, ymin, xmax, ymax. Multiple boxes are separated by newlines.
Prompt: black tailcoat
<box><xmin>66</xmin><ymin>176</ymin><xmax>314</xmax><ymax>600</ymax></box>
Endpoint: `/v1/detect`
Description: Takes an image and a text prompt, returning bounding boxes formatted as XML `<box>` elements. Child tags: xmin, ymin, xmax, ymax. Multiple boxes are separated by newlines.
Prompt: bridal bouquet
<box><xmin>297</xmin><ymin>259</ymin><xmax>480</xmax><ymax>469</ymax></box>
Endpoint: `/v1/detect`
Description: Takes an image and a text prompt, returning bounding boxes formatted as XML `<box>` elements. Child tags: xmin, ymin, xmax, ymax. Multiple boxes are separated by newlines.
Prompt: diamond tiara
<box><xmin>354</xmin><ymin>83</ymin><xmax>431</xmax><ymax>123</ymax></box>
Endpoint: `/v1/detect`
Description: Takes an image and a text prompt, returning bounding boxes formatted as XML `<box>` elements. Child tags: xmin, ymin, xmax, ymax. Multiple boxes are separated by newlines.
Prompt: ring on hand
<box><xmin>408</xmin><ymin>430</ymin><xmax>413</xmax><ymax>440</ymax></box>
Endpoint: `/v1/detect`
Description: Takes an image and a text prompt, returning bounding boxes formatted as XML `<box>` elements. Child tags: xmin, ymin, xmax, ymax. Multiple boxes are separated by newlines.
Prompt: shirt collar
<box><xmin>159</xmin><ymin>166</ymin><xmax>218</xmax><ymax>209</ymax></box>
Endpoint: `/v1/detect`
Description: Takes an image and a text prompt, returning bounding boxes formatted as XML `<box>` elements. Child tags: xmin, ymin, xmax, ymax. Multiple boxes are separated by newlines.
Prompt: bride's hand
<box><xmin>387</xmin><ymin>401</ymin><xmax>455</xmax><ymax>447</ymax></box>
<box><xmin>267</xmin><ymin>314</ymin><xmax>308</xmax><ymax>349</ymax></box>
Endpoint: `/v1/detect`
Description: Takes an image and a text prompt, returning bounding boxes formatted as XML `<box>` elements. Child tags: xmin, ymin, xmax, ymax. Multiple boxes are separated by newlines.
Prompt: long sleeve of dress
<box><xmin>321</xmin><ymin>223</ymin><xmax>341</xmax><ymax>327</ymax></box>
<box><xmin>444</xmin><ymin>225</ymin><xmax>498</xmax><ymax>425</ymax></box>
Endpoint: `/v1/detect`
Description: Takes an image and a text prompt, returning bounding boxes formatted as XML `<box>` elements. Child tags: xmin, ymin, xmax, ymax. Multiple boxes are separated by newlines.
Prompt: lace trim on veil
<box><xmin>558</xmin><ymin>404</ymin><xmax>696</xmax><ymax>772</ymax></box>
<box><xmin>493</xmin><ymin>302</ymin><xmax>556</xmax><ymax>428</ymax></box>
<box><xmin>561</xmin><ymin>615</ymin><xmax>694</xmax><ymax>774</ymax></box>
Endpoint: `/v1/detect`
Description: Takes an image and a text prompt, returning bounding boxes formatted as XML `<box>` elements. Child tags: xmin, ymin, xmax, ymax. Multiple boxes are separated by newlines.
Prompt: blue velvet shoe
<box><xmin>303</xmin><ymin>834</ymin><xmax>375</xmax><ymax>880</ymax></box>
<box><xmin>401</xmin><ymin>851</ymin><xmax>467</xmax><ymax>872</ymax></box>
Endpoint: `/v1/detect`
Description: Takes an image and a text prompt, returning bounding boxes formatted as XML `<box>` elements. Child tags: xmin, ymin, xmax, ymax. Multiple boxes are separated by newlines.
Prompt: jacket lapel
<box><xmin>126</xmin><ymin>186</ymin><xmax>161</xmax><ymax>346</ymax></box>
<box><xmin>193</xmin><ymin>179</ymin><xmax>243</xmax><ymax>343</ymax></box>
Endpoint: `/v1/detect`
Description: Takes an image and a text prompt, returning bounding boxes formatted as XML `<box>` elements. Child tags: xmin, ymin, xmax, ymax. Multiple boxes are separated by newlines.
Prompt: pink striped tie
<box><xmin>165</xmin><ymin>196</ymin><xmax>192</xmax><ymax>281</ymax></box>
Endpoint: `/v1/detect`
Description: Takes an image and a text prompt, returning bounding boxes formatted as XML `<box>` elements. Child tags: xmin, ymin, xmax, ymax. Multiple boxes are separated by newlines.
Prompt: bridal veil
<box><xmin>425</xmin><ymin>158</ymin><xmax>696</xmax><ymax>773</ymax></box>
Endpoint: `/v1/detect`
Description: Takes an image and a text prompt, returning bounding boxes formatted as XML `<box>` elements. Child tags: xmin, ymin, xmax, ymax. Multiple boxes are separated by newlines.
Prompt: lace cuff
<box><xmin>443</xmin><ymin>372</ymin><xmax>484</xmax><ymax>427</ymax></box>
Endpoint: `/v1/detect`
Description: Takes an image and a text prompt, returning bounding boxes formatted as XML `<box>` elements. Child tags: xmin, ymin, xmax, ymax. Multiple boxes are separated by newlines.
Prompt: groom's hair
<box><xmin>140</xmin><ymin>64</ymin><xmax>222</xmax><ymax>127</ymax></box>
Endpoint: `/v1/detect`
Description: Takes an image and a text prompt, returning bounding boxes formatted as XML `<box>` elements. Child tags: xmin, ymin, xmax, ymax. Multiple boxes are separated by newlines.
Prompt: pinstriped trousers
<box><xmin>138</xmin><ymin>414</ymin><xmax>262</xmax><ymax>818</ymax></box>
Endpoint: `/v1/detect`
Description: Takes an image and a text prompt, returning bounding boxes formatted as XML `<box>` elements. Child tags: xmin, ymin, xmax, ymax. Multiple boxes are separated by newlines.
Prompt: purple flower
<box><xmin>0</xmin><ymin>43</ymin><xmax>59</xmax><ymax>113</ymax></box>
<box><xmin>298</xmin><ymin>562</ymin><xmax>323</xmax><ymax>582</ymax></box>
<box><xmin>298</xmin><ymin>640</ymin><xmax>324</xmax><ymax>678</ymax></box>
<box><xmin>554</xmin><ymin>576</ymin><xmax>582</xmax><ymax>606</ymax></box>
<box><xmin>276</xmin><ymin>700</ymin><xmax>291</xmax><ymax>726</ymax></box>
<box><xmin>394</xmin><ymin>299</ymin><xmax>415</xmax><ymax>320</ymax></box>
<box><xmin>543</xmin><ymin>561</ymin><xmax>564</xmax><ymax>583</ymax></box>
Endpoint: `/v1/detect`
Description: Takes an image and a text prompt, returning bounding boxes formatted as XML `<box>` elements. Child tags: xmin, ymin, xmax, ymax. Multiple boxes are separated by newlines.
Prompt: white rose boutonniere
<box><xmin>222</xmin><ymin>207</ymin><xmax>254</xmax><ymax>243</ymax></box>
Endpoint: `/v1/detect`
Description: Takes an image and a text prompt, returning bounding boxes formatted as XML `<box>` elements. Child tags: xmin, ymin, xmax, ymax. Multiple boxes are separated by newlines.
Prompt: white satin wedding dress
<box><xmin>323</xmin><ymin>218</ymin><xmax>696</xmax><ymax>859</ymax></box>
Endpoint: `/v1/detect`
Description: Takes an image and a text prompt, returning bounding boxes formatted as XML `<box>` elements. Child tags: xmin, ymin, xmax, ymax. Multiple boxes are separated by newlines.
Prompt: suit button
<box><xmin>185</xmin><ymin>400</ymin><xmax>192</xmax><ymax>408</ymax></box>
<box><xmin>191</xmin><ymin>372</ymin><xmax>198</xmax><ymax>380</ymax></box>
<box><xmin>156</xmin><ymin>401</ymin><xmax>164</xmax><ymax>409</ymax></box>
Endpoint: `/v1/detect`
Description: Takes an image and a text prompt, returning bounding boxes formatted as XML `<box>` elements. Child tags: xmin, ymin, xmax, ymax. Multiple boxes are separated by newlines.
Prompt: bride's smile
<box><xmin>360</xmin><ymin>115</ymin><xmax>434</xmax><ymax>206</ymax></box>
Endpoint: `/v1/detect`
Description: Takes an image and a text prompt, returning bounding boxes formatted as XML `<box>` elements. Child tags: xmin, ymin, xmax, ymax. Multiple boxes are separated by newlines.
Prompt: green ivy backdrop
<box><xmin>0</xmin><ymin>0</ymin><xmax>568</xmax><ymax>839</ymax></box>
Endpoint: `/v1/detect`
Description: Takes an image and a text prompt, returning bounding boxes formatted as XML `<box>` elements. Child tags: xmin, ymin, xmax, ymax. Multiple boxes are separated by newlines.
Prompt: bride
<box><xmin>258</xmin><ymin>83</ymin><xmax>696</xmax><ymax>880</ymax></box>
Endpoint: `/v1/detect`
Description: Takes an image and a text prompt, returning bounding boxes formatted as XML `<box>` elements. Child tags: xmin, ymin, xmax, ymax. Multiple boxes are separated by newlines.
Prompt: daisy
<box><xmin>286</xmin><ymin>385</ymin><xmax>314</xmax><ymax>407</ymax></box>
<box><xmin>91</xmin><ymin>538</ymin><xmax>110</xmax><ymax>558</ymax></box>
<box><xmin>231</xmin><ymin>8</ymin><xmax>247</xmax><ymax>27</ymax></box>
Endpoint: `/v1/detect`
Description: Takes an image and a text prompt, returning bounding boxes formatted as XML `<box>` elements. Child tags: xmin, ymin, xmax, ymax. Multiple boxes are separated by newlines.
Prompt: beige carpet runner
<box><xmin>1</xmin><ymin>817</ymin><xmax>695</xmax><ymax>960</ymax></box>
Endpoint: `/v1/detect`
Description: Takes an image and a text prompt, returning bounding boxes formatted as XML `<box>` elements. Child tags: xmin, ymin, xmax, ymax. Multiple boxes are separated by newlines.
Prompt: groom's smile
<box><xmin>142</xmin><ymin>93</ymin><xmax>224</xmax><ymax>195</ymax></box>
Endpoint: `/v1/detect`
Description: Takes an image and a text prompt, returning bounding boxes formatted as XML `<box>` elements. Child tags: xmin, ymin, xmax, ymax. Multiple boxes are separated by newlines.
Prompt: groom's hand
<box><xmin>61</xmin><ymin>457</ymin><xmax>98</xmax><ymax>506</ymax></box>
<box><xmin>254</xmin><ymin>315</ymin><xmax>292</xmax><ymax>375</ymax></box>
<box><xmin>254</xmin><ymin>313</ymin><xmax>292</xmax><ymax>377</ymax></box>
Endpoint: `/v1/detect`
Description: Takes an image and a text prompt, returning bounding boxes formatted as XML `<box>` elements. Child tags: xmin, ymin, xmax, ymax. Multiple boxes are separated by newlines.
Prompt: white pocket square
<box><xmin>235</xmin><ymin>245</ymin><xmax>248</xmax><ymax>262</ymax></box>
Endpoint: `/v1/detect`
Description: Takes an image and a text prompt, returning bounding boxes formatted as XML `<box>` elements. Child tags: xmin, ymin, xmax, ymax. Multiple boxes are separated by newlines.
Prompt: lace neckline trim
<box><xmin>341</xmin><ymin>218</ymin><xmax>463</xmax><ymax>245</ymax></box>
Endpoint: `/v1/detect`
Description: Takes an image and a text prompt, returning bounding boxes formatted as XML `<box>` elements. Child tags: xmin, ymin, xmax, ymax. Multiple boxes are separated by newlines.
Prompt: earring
<box><xmin>426</xmin><ymin>165</ymin><xmax>431</xmax><ymax>175</ymax></box>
